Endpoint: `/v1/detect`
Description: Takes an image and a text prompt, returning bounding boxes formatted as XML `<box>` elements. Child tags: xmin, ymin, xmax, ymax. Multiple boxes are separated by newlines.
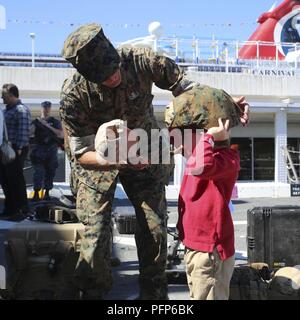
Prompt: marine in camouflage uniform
<box><xmin>60</xmin><ymin>23</ymin><xmax>196</xmax><ymax>300</ymax></box>
<box><xmin>60</xmin><ymin>24</ymin><xmax>246</xmax><ymax>300</ymax></box>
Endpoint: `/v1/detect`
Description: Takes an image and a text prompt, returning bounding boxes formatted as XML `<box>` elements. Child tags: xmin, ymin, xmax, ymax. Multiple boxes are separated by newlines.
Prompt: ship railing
<box><xmin>0</xmin><ymin>38</ymin><xmax>299</xmax><ymax>71</ymax></box>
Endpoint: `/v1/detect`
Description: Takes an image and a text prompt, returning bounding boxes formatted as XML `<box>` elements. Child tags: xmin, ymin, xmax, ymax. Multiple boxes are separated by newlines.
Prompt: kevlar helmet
<box><xmin>165</xmin><ymin>85</ymin><xmax>243</xmax><ymax>130</ymax></box>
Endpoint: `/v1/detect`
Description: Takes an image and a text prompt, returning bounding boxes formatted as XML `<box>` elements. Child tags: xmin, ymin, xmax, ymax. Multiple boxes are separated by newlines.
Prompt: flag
<box><xmin>0</xmin><ymin>5</ymin><xmax>6</xmax><ymax>30</ymax></box>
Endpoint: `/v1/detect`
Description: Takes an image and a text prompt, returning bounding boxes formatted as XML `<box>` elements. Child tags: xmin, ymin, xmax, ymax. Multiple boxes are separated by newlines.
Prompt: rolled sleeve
<box><xmin>69</xmin><ymin>134</ymin><xmax>96</xmax><ymax>159</ymax></box>
<box><xmin>60</xmin><ymin>88</ymin><xmax>95</xmax><ymax>158</ymax></box>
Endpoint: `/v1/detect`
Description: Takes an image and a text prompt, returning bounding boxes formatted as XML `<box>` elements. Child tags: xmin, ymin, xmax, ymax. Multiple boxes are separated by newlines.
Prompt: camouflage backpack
<box><xmin>230</xmin><ymin>265</ymin><xmax>270</xmax><ymax>300</ymax></box>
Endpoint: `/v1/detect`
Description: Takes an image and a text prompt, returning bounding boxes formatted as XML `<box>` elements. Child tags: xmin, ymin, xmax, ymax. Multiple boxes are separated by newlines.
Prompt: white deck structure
<box><xmin>1</xmin><ymin>65</ymin><xmax>300</xmax><ymax>198</ymax></box>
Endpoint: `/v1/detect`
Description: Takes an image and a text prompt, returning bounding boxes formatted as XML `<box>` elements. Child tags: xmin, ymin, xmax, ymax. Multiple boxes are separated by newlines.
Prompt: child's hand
<box><xmin>207</xmin><ymin>118</ymin><xmax>230</xmax><ymax>141</ymax></box>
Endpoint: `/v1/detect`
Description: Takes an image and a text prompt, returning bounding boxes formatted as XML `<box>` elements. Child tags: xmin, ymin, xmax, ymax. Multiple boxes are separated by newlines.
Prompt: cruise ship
<box><xmin>0</xmin><ymin>0</ymin><xmax>300</xmax><ymax>199</ymax></box>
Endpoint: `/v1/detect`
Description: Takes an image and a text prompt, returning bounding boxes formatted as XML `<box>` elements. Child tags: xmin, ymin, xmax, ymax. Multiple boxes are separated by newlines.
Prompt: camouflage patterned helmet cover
<box><xmin>165</xmin><ymin>85</ymin><xmax>243</xmax><ymax>130</ymax></box>
<box><xmin>62</xmin><ymin>23</ymin><xmax>121</xmax><ymax>83</ymax></box>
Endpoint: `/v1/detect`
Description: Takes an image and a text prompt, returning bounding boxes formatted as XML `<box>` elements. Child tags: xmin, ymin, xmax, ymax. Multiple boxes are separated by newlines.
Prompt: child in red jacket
<box><xmin>177</xmin><ymin>119</ymin><xmax>240</xmax><ymax>300</ymax></box>
<box><xmin>165</xmin><ymin>85</ymin><xmax>245</xmax><ymax>300</ymax></box>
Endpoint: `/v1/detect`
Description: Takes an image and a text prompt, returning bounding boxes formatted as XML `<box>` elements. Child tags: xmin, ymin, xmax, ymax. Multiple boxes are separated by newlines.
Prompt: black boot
<box><xmin>57</xmin><ymin>279</ymin><xmax>80</xmax><ymax>300</ymax></box>
<box><xmin>110</xmin><ymin>257</ymin><xmax>121</xmax><ymax>267</ymax></box>
<box><xmin>138</xmin><ymin>274</ymin><xmax>169</xmax><ymax>300</ymax></box>
<box><xmin>80</xmin><ymin>289</ymin><xmax>104</xmax><ymax>300</ymax></box>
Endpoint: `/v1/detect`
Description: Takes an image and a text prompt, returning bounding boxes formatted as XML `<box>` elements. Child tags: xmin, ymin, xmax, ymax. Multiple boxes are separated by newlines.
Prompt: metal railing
<box><xmin>283</xmin><ymin>147</ymin><xmax>300</xmax><ymax>184</ymax></box>
<box><xmin>0</xmin><ymin>38</ymin><xmax>299</xmax><ymax>73</ymax></box>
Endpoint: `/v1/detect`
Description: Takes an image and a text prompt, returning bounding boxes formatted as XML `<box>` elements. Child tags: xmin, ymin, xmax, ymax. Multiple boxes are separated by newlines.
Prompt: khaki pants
<box><xmin>185</xmin><ymin>248</ymin><xmax>235</xmax><ymax>300</ymax></box>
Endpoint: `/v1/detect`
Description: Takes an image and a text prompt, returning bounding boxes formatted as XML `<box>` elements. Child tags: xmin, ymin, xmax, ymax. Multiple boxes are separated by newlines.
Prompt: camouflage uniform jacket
<box><xmin>60</xmin><ymin>46</ymin><xmax>195</xmax><ymax>192</ymax></box>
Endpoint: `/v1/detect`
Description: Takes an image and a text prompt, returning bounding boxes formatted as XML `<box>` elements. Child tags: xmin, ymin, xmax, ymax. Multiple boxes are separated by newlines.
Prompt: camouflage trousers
<box><xmin>74</xmin><ymin>166</ymin><xmax>169</xmax><ymax>300</ymax></box>
<box><xmin>69</xmin><ymin>157</ymin><xmax>80</xmax><ymax>197</ymax></box>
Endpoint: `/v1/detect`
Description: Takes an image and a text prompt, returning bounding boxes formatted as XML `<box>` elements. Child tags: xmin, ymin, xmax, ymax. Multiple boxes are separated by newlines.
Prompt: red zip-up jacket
<box><xmin>177</xmin><ymin>134</ymin><xmax>240</xmax><ymax>261</ymax></box>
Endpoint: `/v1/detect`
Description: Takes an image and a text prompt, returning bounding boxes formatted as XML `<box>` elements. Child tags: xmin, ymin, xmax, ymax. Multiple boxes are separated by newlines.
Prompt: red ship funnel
<box><xmin>239</xmin><ymin>0</ymin><xmax>300</xmax><ymax>60</ymax></box>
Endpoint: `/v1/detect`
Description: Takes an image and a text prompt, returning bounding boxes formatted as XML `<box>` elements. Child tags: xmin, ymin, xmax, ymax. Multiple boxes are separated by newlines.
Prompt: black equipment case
<box><xmin>113</xmin><ymin>207</ymin><xmax>136</xmax><ymax>235</ymax></box>
<box><xmin>247</xmin><ymin>206</ymin><xmax>300</xmax><ymax>269</ymax></box>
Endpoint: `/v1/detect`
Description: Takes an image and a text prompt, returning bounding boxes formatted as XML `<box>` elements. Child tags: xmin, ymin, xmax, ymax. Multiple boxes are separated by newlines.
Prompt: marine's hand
<box><xmin>207</xmin><ymin>118</ymin><xmax>230</xmax><ymax>141</ymax></box>
<box><xmin>233</xmin><ymin>96</ymin><xmax>250</xmax><ymax>126</ymax></box>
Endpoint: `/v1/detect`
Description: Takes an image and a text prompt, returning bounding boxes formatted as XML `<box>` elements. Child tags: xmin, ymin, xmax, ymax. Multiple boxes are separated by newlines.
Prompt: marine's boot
<box><xmin>79</xmin><ymin>289</ymin><xmax>104</xmax><ymax>300</ymax></box>
<box><xmin>138</xmin><ymin>274</ymin><xmax>169</xmax><ymax>300</ymax></box>
<box><xmin>57</xmin><ymin>279</ymin><xmax>80</xmax><ymax>300</ymax></box>
<box><xmin>110</xmin><ymin>257</ymin><xmax>121</xmax><ymax>267</ymax></box>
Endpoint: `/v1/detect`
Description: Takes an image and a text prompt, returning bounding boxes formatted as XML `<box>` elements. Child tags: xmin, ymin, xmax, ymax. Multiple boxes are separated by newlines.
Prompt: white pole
<box><xmin>295</xmin><ymin>43</ymin><xmax>297</xmax><ymax>70</ymax></box>
<box><xmin>275</xmin><ymin>109</ymin><xmax>288</xmax><ymax>184</ymax></box>
<box><xmin>235</xmin><ymin>41</ymin><xmax>239</xmax><ymax>62</ymax></box>
<box><xmin>192</xmin><ymin>36</ymin><xmax>196</xmax><ymax>63</ymax></box>
<box><xmin>225</xmin><ymin>47</ymin><xmax>229</xmax><ymax>73</ymax></box>
<box><xmin>174</xmin><ymin>155</ymin><xmax>186</xmax><ymax>186</ymax></box>
<box><xmin>195</xmin><ymin>39</ymin><xmax>199</xmax><ymax>63</ymax></box>
<box><xmin>212</xmin><ymin>34</ymin><xmax>215</xmax><ymax>59</ymax></box>
<box><xmin>30</xmin><ymin>33</ymin><xmax>36</xmax><ymax>68</ymax></box>
<box><xmin>175</xmin><ymin>39</ymin><xmax>179</xmax><ymax>62</ymax></box>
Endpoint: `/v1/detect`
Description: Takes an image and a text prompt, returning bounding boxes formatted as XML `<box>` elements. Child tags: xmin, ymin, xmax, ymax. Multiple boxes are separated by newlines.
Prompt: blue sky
<box><xmin>0</xmin><ymin>0</ymin><xmax>277</xmax><ymax>54</ymax></box>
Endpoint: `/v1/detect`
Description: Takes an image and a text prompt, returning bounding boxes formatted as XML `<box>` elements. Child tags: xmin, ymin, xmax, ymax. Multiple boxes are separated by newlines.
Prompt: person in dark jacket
<box><xmin>0</xmin><ymin>83</ymin><xmax>31</xmax><ymax>220</ymax></box>
<box><xmin>30</xmin><ymin>101</ymin><xmax>63</xmax><ymax>201</ymax></box>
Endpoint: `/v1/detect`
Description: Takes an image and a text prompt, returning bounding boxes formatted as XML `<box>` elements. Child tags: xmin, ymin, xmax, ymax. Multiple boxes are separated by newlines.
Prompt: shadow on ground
<box><xmin>106</xmin><ymin>260</ymin><xmax>140</xmax><ymax>300</ymax></box>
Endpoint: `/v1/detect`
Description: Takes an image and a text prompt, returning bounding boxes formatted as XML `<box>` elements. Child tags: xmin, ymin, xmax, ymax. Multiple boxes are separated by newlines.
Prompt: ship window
<box><xmin>231</xmin><ymin>138</ymin><xmax>275</xmax><ymax>181</ymax></box>
<box><xmin>253</xmin><ymin>138</ymin><xmax>275</xmax><ymax>181</ymax></box>
<box><xmin>231</xmin><ymin>138</ymin><xmax>253</xmax><ymax>181</ymax></box>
